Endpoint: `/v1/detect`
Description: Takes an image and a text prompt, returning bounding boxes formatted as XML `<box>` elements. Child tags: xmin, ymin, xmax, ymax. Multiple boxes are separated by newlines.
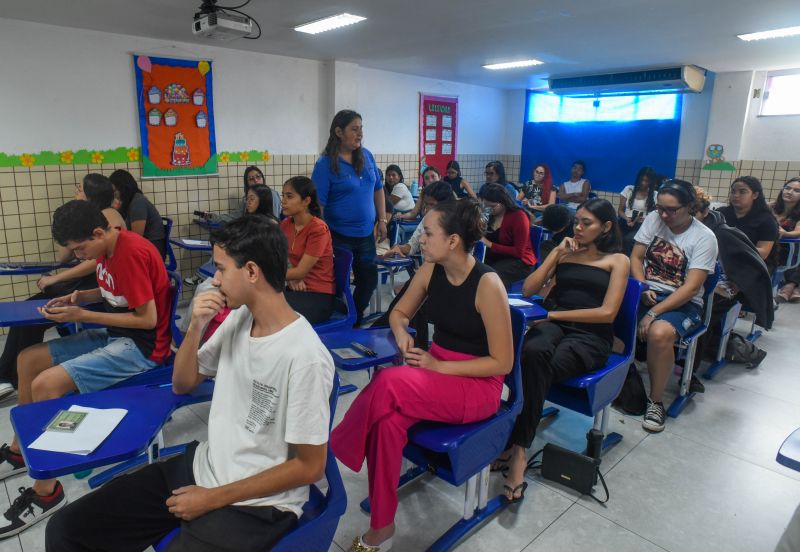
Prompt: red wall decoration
<box><xmin>419</xmin><ymin>94</ymin><xmax>458</xmax><ymax>179</ymax></box>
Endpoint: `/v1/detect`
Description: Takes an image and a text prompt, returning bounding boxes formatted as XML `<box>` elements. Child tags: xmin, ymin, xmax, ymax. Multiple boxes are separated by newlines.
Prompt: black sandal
<box><xmin>490</xmin><ymin>452</ymin><xmax>512</xmax><ymax>472</ymax></box>
<box><xmin>503</xmin><ymin>481</ymin><xmax>528</xmax><ymax>504</ymax></box>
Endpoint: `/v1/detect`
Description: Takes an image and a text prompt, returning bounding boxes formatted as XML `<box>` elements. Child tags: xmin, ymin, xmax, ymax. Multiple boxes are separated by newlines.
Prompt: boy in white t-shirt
<box><xmin>558</xmin><ymin>160</ymin><xmax>591</xmax><ymax>210</ymax></box>
<box><xmin>631</xmin><ymin>180</ymin><xmax>717</xmax><ymax>434</ymax></box>
<box><xmin>46</xmin><ymin>215</ymin><xmax>335</xmax><ymax>552</ymax></box>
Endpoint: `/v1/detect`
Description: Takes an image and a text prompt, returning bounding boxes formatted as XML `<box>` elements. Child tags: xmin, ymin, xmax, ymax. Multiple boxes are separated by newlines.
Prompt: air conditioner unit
<box><xmin>548</xmin><ymin>65</ymin><xmax>706</xmax><ymax>96</ymax></box>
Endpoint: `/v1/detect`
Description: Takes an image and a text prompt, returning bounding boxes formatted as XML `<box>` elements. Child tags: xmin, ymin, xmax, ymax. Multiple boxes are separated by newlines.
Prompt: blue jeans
<box><xmin>331</xmin><ymin>231</ymin><xmax>377</xmax><ymax>324</ymax></box>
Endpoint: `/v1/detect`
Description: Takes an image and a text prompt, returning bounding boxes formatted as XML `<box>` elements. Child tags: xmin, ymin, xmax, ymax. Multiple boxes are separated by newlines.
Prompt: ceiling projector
<box><xmin>193</xmin><ymin>11</ymin><xmax>253</xmax><ymax>40</ymax></box>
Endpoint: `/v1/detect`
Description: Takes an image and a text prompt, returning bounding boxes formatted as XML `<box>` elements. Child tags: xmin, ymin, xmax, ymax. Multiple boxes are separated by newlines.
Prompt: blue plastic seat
<box><xmin>542</xmin><ymin>278</ymin><xmax>645</xmax><ymax>452</ymax></box>
<box><xmin>162</xmin><ymin>217</ymin><xmax>177</xmax><ymax>271</ymax></box>
<box><xmin>702</xmin><ymin>300</ymin><xmax>742</xmax><ymax>380</ymax></box>
<box><xmin>360</xmin><ymin>308</ymin><xmax>527</xmax><ymax>552</ymax></box>
<box><xmin>313</xmin><ymin>247</ymin><xmax>357</xmax><ymax>334</ymax></box>
<box><xmin>155</xmin><ymin>374</ymin><xmax>345</xmax><ymax>552</ymax></box>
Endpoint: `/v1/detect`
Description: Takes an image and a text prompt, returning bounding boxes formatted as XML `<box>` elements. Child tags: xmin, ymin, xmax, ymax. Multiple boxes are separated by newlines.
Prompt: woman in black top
<box><xmin>330</xmin><ymin>199</ymin><xmax>512</xmax><ymax>551</ymax></box>
<box><xmin>719</xmin><ymin>176</ymin><xmax>779</xmax><ymax>271</ymax></box>
<box><xmin>109</xmin><ymin>169</ymin><xmax>165</xmax><ymax>258</ymax></box>
<box><xmin>499</xmin><ymin>199</ymin><xmax>630</xmax><ymax>502</ymax></box>
<box><xmin>443</xmin><ymin>160</ymin><xmax>477</xmax><ymax>199</ymax></box>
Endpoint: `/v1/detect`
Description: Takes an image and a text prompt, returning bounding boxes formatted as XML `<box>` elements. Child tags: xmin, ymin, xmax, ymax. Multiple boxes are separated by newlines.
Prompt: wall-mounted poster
<box><xmin>133</xmin><ymin>55</ymin><xmax>217</xmax><ymax>178</ymax></box>
<box><xmin>419</xmin><ymin>94</ymin><xmax>458</xmax><ymax>178</ymax></box>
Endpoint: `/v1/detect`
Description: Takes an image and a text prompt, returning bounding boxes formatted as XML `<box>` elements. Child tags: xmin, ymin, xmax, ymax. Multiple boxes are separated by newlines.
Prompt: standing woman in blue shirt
<box><xmin>312</xmin><ymin>110</ymin><xmax>387</xmax><ymax>325</ymax></box>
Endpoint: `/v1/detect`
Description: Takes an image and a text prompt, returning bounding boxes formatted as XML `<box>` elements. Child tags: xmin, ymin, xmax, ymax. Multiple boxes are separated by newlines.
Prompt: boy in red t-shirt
<box><xmin>0</xmin><ymin>200</ymin><xmax>171</xmax><ymax>538</ymax></box>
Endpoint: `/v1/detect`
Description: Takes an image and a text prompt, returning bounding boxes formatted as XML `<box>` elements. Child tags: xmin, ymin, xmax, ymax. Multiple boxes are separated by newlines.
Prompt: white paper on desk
<box><xmin>182</xmin><ymin>239</ymin><xmax>210</xmax><ymax>247</ymax></box>
<box><xmin>508</xmin><ymin>298</ymin><xmax>533</xmax><ymax>307</ymax></box>
<box><xmin>29</xmin><ymin>405</ymin><xmax>127</xmax><ymax>455</ymax></box>
<box><xmin>331</xmin><ymin>347</ymin><xmax>363</xmax><ymax>360</ymax></box>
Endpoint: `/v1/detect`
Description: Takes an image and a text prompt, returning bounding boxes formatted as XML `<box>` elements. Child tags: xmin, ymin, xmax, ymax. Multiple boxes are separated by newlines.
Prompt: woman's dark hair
<box><xmin>283</xmin><ymin>176</ymin><xmax>322</xmax><ymax>218</ymax></box>
<box><xmin>628</xmin><ymin>166</ymin><xmax>658</xmax><ymax>212</ymax></box>
<box><xmin>541</xmin><ymin>204</ymin><xmax>573</xmax><ymax>233</ymax></box>
<box><xmin>243</xmin><ymin>166</ymin><xmax>265</xmax><ymax>195</ymax></box>
<box><xmin>485</xmin><ymin>161</ymin><xmax>507</xmax><ymax>185</ymax></box>
<box><xmin>385</xmin><ymin>164</ymin><xmax>404</xmax><ymax>183</ymax></box>
<box><xmin>52</xmin><ymin>200</ymin><xmax>109</xmax><ymax>246</ymax></box>
<box><xmin>576</xmin><ymin>198</ymin><xmax>622</xmax><ymax>253</ymax></box>
<box><xmin>82</xmin><ymin>174</ymin><xmax>115</xmax><ymax>210</ymax></box>
<box><xmin>108</xmin><ymin>169</ymin><xmax>143</xmax><ymax>220</ymax></box>
<box><xmin>247</xmin><ymin>185</ymin><xmax>275</xmax><ymax>218</ymax></box>
<box><xmin>431</xmin><ymin>198</ymin><xmax>485</xmax><ymax>252</ymax></box>
<box><xmin>210</xmin><ymin>215</ymin><xmax>287</xmax><ymax>293</ymax></box>
<box><xmin>422</xmin><ymin>180</ymin><xmax>456</xmax><ymax>203</ymax></box>
<box><xmin>322</xmin><ymin>109</ymin><xmax>363</xmax><ymax>176</ymax></box>
<box><xmin>480</xmin><ymin>183</ymin><xmax>530</xmax><ymax>226</ymax></box>
<box><xmin>657</xmin><ymin>179</ymin><xmax>696</xmax><ymax>210</ymax></box>
<box><xmin>445</xmin><ymin>160</ymin><xmax>461</xmax><ymax>178</ymax></box>
<box><xmin>773</xmin><ymin>177</ymin><xmax>800</xmax><ymax>221</ymax></box>
<box><xmin>422</xmin><ymin>165</ymin><xmax>441</xmax><ymax>183</ymax></box>
<box><xmin>731</xmin><ymin>176</ymin><xmax>771</xmax><ymax>215</ymax></box>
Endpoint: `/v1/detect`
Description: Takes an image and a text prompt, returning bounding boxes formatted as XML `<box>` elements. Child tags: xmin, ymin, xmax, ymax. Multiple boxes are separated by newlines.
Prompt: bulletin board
<box><xmin>419</xmin><ymin>94</ymin><xmax>458</xmax><ymax>178</ymax></box>
<box><xmin>133</xmin><ymin>54</ymin><xmax>218</xmax><ymax>178</ymax></box>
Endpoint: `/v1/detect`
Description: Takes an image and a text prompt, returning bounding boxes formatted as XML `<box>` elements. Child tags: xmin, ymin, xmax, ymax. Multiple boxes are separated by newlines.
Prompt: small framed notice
<box><xmin>425</xmin><ymin>128</ymin><xmax>437</xmax><ymax>141</ymax></box>
<box><xmin>426</xmin><ymin>114</ymin><xmax>438</xmax><ymax>127</ymax></box>
<box><xmin>442</xmin><ymin>129</ymin><xmax>452</xmax><ymax>142</ymax></box>
<box><xmin>425</xmin><ymin>142</ymin><xmax>437</xmax><ymax>155</ymax></box>
<box><xmin>442</xmin><ymin>143</ymin><xmax>452</xmax><ymax>155</ymax></box>
<box><xmin>442</xmin><ymin>115</ymin><xmax>452</xmax><ymax>127</ymax></box>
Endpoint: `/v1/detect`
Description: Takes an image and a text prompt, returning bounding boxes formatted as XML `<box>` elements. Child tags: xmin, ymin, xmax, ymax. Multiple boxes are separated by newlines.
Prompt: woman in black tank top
<box><xmin>499</xmin><ymin>199</ymin><xmax>630</xmax><ymax>503</ymax></box>
<box><xmin>330</xmin><ymin>199</ymin><xmax>513</xmax><ymax>551</ymax></box>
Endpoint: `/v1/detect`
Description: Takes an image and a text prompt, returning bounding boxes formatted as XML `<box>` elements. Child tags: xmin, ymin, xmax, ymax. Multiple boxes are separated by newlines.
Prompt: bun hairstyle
<box><xmin>577</xmin><ymin>198</ymin><xmax>622</xmax><ymax>253</ymax></box>
<box><xmin>657</xmin><ymin>179</ymin><xmax>696</xmax><ymax>211</ymax></box>
<box><xmin>431</xmin><ymin>197</ymin><xmax>485</xmax><ymax>252</ymax></box>
<box><xmin>284</xmin><ymin>175</ymin><xmax>322</xmax><ymax>217</ymax></box>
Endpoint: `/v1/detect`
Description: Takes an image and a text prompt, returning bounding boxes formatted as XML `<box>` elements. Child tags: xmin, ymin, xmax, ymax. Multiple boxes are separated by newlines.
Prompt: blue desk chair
<box><xmin>472</xmin><ymin>241</ymin><xmax>486</xmax><ymax>262</ymax></box>
<box><xmin>162</xmin><ymin>217</ymin><xmax>177</xmax><ymax>272</ymax></box>
<box><xmin>667</xmin><ymin>263</ymin><xmax>720</xmax><ymax>418</ymax></box>
<box><xmin>313</xmin><ymin>247</ymin><xmax>357</xmax><ymax>334</ymax></box>
<box><xmin>702</xmin><ymin>300</ymin><xmax>742</xmax><ymax>380</ymax></box>
<box><xmin>197</xmin><ymin>259</ymin><xmax>215</xmax><ymax>279</ymax></box>
<box><xmin>360</xmin><ymin>308</ymin><xmax>527</xmax><ymax>552</ymax></box>
<box><xmin>541</xmin><ymin>278</ymin><xmax>644</xmax><ymax>452</ymax></box>
<box><xmin>155</xmin><ymin>374</ymin><xmax>345</xmax><ymax>552</ymax></box>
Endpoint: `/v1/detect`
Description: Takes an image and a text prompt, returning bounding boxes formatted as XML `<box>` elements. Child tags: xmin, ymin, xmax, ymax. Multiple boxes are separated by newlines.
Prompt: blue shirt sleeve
<box><xmin>364</xmin><ymin>149</ymin><xmax>383</xmax><ymax>191</ymax></box>
<box><xmin>312</xmin><ymin>157</ymin><xmax>332</xmax><ymax>207</ymax></box>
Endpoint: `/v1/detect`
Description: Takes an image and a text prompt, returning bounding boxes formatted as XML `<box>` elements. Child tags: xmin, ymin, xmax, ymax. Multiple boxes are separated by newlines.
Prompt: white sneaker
<box><xmin>0</xmin><ymin>482</ymin><xmax>67</xmax><ymax>538</ymax></box>
<box><xmin>0</xmin><ymin>383</ymin><xmax>15</xmax><ymax>401</ymax></box>
<box><xmin>0</xmin><ymin>444</ymin><xmax>26</xmax><ymax>480</ymax></box>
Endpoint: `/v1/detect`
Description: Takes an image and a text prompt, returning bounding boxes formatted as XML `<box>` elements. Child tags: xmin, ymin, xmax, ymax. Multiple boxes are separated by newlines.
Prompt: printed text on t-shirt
<box><xmin>245</xmin><ymin>380</ymin><xmax>279</xmax><ymax>433</ymax></box>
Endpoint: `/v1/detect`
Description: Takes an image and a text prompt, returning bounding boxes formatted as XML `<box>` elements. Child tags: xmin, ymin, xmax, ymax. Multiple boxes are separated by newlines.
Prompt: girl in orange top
<box><xmin>280</xmin><ymin>176</ymin><xmax>336</xmax><ymax>324</ymax></box>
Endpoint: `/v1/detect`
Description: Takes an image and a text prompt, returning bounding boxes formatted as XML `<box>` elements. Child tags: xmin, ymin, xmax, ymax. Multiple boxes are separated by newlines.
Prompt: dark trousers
<box><xmin>331</xmin><ymin>231</ymin><xmax>378</xmax><ymax>324</ymax></box>
<box><xmin>285</xmin><ymin>290</ymin><xmax>336</xmax><ymax>325</ymax></box>
<box><xmin>370</xmin><ymin>279</ymin><xmax>429</xmax><ymax>347</ymax></box>
<box><xmin>509</xmin><ymin>322</ymin><xmax>611</xmax><ymax>448</ymax></box>
<box><xmin>487</xmin><ymin>257</ymin><xmax>532</xmax><ymax>290</ymax></box>
<box><xmin>0</xmin><ymin>275</ymin><xmax>96</xmax><ymax>387</ymax></box>
<box><xmin>46</xmin><ymin>443</ymin><xmax>297</xmax><ymax>552</ymax></box>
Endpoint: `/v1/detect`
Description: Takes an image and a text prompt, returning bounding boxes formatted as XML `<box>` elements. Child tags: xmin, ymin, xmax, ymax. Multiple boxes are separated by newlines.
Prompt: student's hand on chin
<box><xmin>166</xmin><ymin>485</ymin><xmax>218</xmax><ymax>521</ymax></box>
<box><xmin>192</xmin><ymin>290</ymin><xmax>226</xmax><ymax>328</ymax></box>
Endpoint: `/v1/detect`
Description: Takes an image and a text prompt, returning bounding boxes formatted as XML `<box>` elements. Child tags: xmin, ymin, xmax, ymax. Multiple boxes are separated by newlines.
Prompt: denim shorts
<box><xmin>47</xmin><ymin>329</ymin><xmax>159</xmax><ymax>393</ymax></box>
<box><xmin>638</xmin><ymin>292</ymin><xmax>703</xmax><ymax>338</ymax></box>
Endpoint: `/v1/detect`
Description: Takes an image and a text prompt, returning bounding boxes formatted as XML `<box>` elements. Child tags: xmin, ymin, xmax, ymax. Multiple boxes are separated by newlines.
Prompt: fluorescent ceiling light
<box><xmin>483</xmin><ymin>59</ymin><xmax>544</xmax><ymax>70</ymax></box>
<box><xmin>737</xmin><ymin>25</ymin><xmax>800</xmax><ymax>41</ymax></box>
<box><xmin>295</xmin><ymin>13</ymin><xmax>366</xmax><ymax>35</ymax></box>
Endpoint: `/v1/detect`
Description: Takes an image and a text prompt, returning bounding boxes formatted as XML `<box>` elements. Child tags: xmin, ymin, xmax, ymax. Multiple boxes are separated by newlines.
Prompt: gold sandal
<box><xmin>351</xmin><ymin>535</ymin><xmax>393</xmax><ymax>552</ymax></box>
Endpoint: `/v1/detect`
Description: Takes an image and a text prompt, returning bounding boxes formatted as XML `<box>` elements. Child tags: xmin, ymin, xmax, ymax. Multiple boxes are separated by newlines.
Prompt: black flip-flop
<box><xmin>503</xmin><ymin>481</ymin><xmax>528</xmax><ymax>503</ymax></box>
<box><xmin>490</xmin><ymin>453</ymin><xmax>512</xmax><ymax>473</ymax></box>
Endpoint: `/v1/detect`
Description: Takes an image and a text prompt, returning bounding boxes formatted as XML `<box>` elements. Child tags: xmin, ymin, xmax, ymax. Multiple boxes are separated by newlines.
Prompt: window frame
<box><xmin>526</xmin><ymin>91</ymin><xmax>680</xmax><ymax>124</ymax></box>
<box><xmin>758</xmin><ymin>69</ymin><xmax>800</xmax><ymax>118</ymax></box>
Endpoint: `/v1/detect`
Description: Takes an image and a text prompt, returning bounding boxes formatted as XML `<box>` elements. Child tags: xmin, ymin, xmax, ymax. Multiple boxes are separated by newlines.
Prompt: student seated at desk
<box><xmin>45</xmin><ymin>216</ymin><xmax>335</xmax><ymax>552</ymax></box>
<box><xmin>518</xmin><ymin>163</ymin><xmax>555</xmax><ymax>213</ymax></box>
<box><xmin>0</xmin><ymin>200</ymin><xmax>172</xmax><ymax>538</ymax></box>
<box><xmin>630</xmin><ymin>180</ymin><xmax>717</xmax><ymax>433</ymax></box>
<box><xmin>618</xmin><ymin>166</ymin><xmax>658</xmax><ymax>254</ymax></box>
<box><xmin>384</xmin><ymin>164</ymin><xmax>415</xmax><ymax>213</ymax></box>
<box><xmin>480</xmin><ymin>160</ymin><xmax>518</xmax><ymax>199</ymax></box>
<box><xmin>110</xmin><ymin>169</ymin><xmax>165</xmax><ymax>258</ymax></box>
<box><xmin>718</xmin><ymin>176</ymin><xmax>779</xmax><ymax>272</ymax></box>
<box><xmin>498</xmin><ymin>199</ymin><xmax>629</xmax><ymax>503</ymax></box>
<box><xmin>243</xmin><ymin>165</ymin><xmax>282</xmax><ymax>219</ymax></box>
<box><xmin>774</xmin><ymin>177</ymin><xmax>800</xmax><ymax>302</ymax></box>
<box><xmin>0</xmin><ymin>175</ymin><xmax>126</xmax><ymax>399</ymax></box>
<box><xmin>331</xmin><ymin>199</ymin><xmax>512</xmax><ymax>552</ymax></box>
<box><xmin>537</xmin><ymin>204</ymin><xmax>575</xmax><ymax>259</ymax></box>
<box><xmin>443</xmin><ymin>160</ymin><xmax>477</xmax><ymax>199</ymax></box>
<box><xmin>280</xmin><ymin>176</ymin><xmax>336</xmax><ymax>324</ymax></box>
<box><xmin>558</xmin><ymin>160</ymin><xmax>591</xmax><ymax>211</ymax></box>
<box><xmin>393</xmin><ymin>166</ymin><xmax>443</xmax><ymax>222</ymax></box>
<box><xmin>479</xmin><ymin>183</ymin><xmax>537</xmax><ymax>289</ymax></box>
<box><xmin>246</xmin><ymin>184</ymin><xmax>278</xmax><ymax>219</ymax></box>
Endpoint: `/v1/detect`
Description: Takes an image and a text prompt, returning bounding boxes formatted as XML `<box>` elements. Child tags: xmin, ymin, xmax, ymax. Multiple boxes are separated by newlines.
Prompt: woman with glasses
<box><xmin>243</xmin><ymin>166</ymin><xmax>281</xmax><ymax>219</ymax></box>
<box><xmin>481</xmin><ymin>160</ymin><xmax>518</xmax><ymax>199</ymax></box>
<box><xmin>774</xmin><ymin>177</ymin><xmax>800</xmax><ymax>302</ymax></box>
<box><xmin>718</xmin><ymin>176</ymin><xmax>779</xmax><ymax>271</ymax></box>
<box><xmin>631</xmin><ymin>180</ymin><xmax>718</xmax><ymax>433</ymax></box>
<box><xmin>479</xmin><ymin>183</ymin><xmax>536</xmax><ymax>289</ymax></box>
<box><xmin>519</xmin><ymin>164</ymin><xmax>555</xmax><ymax>214</ymax></box>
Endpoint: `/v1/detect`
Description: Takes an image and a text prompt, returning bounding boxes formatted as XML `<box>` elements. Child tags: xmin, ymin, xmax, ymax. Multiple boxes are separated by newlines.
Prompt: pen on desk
<box><xmin>351</xmin><ymin>341</ymin><xmax>377</xmax><ymax>357</ymax></box>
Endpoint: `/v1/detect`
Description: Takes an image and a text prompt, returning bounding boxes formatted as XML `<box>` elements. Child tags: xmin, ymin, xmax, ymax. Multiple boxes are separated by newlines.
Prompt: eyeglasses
<box><xmin>533</xmin><ymin>170</ymin><xmax>545</xmax><ymax>175</ymax></box>
<box><xmin>655</xmin><ymin>204</ymin><xmax>684</xmax><ymax>215</ymax></box>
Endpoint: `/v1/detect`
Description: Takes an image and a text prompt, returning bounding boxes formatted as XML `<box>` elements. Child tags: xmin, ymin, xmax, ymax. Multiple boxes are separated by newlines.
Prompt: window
<box><xmin>760</xmin><ymin>71</ymin><xmax>800</xmax><ymax>116</ymax></box>
<box><xmin>527</xmin><ymin>92</ymin><xmax>679</xmax><ymax>123</ymax></box>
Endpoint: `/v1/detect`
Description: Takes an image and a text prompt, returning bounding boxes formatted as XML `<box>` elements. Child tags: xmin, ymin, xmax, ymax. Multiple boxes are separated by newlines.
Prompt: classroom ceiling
<box><xmin>3</xmin><ymin>0</ymin><xmax>800</xmax><ymax>89</ymax></box>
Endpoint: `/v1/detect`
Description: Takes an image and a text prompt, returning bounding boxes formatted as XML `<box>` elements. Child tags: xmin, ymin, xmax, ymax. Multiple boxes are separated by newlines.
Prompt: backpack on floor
<box><xmin>612</xmin><ymin>364</ymin><xmax>648</xmax><ymax>416</ymax></box>
<box><xmin>725</xmin><ymin>332</ymin><xmax>766</xmax><ymax>368</ymax></box>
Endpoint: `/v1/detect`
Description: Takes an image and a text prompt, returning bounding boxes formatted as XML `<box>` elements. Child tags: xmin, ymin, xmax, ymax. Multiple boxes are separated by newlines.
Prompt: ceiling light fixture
<box><xmin>737</xmin><ymin>25</ymin><xmax>800</xmax><ymax>41</ymax></box>
<box><xmin>483</xmin><ymin>59</ymin><xmax>544</xmax><ymax>70</ymax></box>
<box><xmin>295</xmin><ymin>13</ymin><xmax>366</xmax><ymax>35</ymax></box>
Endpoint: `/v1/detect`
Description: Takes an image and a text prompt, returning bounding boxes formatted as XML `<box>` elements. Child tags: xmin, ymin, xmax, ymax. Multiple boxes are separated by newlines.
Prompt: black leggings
<box><xmin>509</xmin><ymin>322</ymin><xmax>611</xmax><ymax>449</ymax></box>
<box><xmin>284</xmin><ymin>291</ymin><xmax>336</xmax><ymax>325</ymax></box>
<box><xmin>46</xmin><ymin>443</ymin><xmax>297</xmax><ymax>552</ymax></box>
<box><xmin>0</xmin><ymin>275</ymin><xmax>97</xmax><ymax>387</ymax></box>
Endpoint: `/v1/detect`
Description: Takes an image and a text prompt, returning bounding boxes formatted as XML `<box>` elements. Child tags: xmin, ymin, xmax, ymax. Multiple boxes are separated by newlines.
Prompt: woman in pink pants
<box><xmin>331</xmin><ymin>198</ymin><xmax>514</xmax><ymax>552</ymax></box>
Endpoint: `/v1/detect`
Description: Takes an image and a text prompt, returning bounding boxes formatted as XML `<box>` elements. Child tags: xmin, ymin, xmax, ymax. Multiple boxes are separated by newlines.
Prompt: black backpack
<box><xmin>725</xmin><ymin>333</ymin><xmax>767</xmax><ymax>369</ymax></box>
<box><xmin>612</xmin><ymin>364</ymin><xmax>648</xmax><ymax>416</ymax></box>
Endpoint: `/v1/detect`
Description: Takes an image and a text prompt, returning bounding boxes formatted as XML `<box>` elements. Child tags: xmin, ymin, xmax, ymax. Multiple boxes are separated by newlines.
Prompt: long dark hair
<box><xmin>445</xmin><ymin>160</ymin><xmax>461</xmax><ymax>180</ymax></box>
<box><xmin>322</xmin><ymin>110</ymin><xmax>363</xmax><ymax>176</ymax></box>
<box><xmin>247</xmin><ymin>185</ymin><xmax>275</xmax><ymax>218</ymax></box>
<box><xmin>773</xmin><ymin>177</ymin><xmax>800</xmax><ymax>222</ymax></box>
<box><xmin>384</xmin><ymin>164</ymin><xmax>404</xmax><ymax>193</ymax></box>
<box><xmin>421</xmin><ymin>165</ymin><xmax>441</xmax><ymax>185</ymax></box>
<box><xmin>284</xmin><ymin>176</ymin><xmax>322</xmax><ymax>218</ymax></box>
<box><xmin>486</xmin><ymin>161</ymin><xmax>508</xmax><ymax>185</ymax></box>
<box><xmin>243</xmin><ymin>166</ymin><xmax>264</xmax><ymax>195</ymax></box>
<box><xmin>479</xmin><ymin>182</ymin><xmax>523</xmax><ymax>224</ymax></box>
<box><xmin>82</xmin><ymin>173</ymin><xmax>115</xmax><ymax>210</ymax></box>
<box><xmin>577</xmin><ymin>198</ymin><xmax>622</xmax><ymax>253</ymax></box>
<box><xmin>658</xmin><ymin>179</ymin><xmax>697</xmax><ymax>212</ymax></box>
<box><xmin>108</xmin><ymin>169</ymin><xmax>143</xmax><ymax>220</ymax></box>
<box><xmin>731</xmin><ymin>176</ymin><xmax>771</xmax><ymax>215</ymax></box>
<box><xmin>629</xmin><ymin>166</ymin><xmax>658</xmax><ymax>213</ymax></box>
<box><xmin>431</xmin><ymin>198</ymin><xmax>485</xmax><ymax>252</ymax></box>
